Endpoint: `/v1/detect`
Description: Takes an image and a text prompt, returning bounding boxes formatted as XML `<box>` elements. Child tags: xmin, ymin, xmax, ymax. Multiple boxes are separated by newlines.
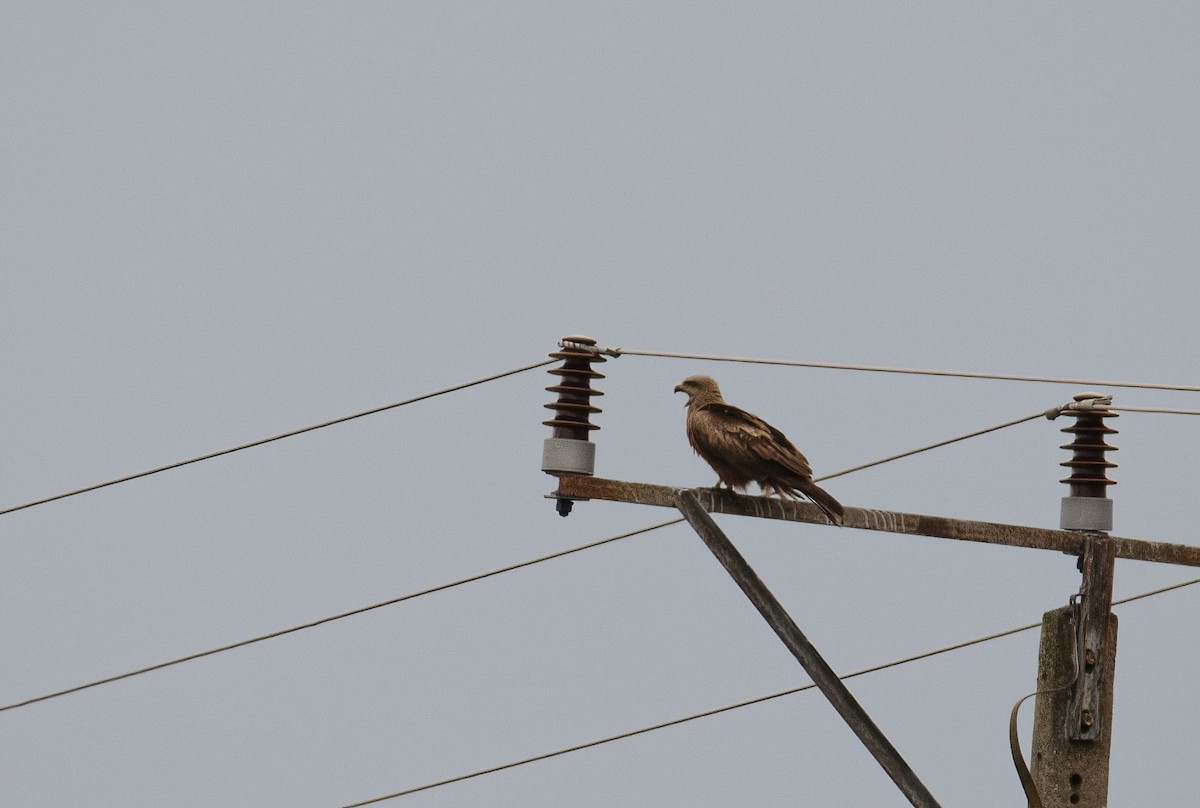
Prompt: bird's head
<box><xmin>674</xmin><ymin>375</ymin><xmax>722</xmax><ymax>407</ymax></box>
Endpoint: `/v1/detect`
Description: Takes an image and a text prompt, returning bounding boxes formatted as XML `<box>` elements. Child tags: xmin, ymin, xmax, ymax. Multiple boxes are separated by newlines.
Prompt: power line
<box><xmin>0</xmin><ymin>518</ymin><xmax>681</xmax><ymax>712</ymax></box>
<box><xmin>817</xmin><ymin>409</ymin><xmax>1055</xmax><ymax>481</ymax></box>
<box><xmin>338</xmin><ymin>576</ymin><xmax>1200</xmax><ymax>807</ymax></box>
<box><xmin>1109</xmin><ymin>405</ymin><xmax>1200</xmax><ymax>416</ymax></box>
<box><xmin>1</xmin><ymin>408</ymin><xmax>1047</xmax><ymax>711</ymax></box>
<box><xmin>0</xmin><ymin>359</ymin><xmax>554</xmax><ymax>519</ymax></box>
<box><xmin>1109</xmin><ymin>575</ymin><xmax>1200</xmax><ymax>605</ymax></box>
<box><xmin>608</xmin><ymin>347</ymin><xmax>1200</xmax><ymax>393</ymax></box>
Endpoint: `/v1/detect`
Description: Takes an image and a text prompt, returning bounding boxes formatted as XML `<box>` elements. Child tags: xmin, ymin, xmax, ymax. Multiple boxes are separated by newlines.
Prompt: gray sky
<box><xmin>3</xmin><ymin>3</ymin><xmax>1198</xmax><ymax>806</ymax></box>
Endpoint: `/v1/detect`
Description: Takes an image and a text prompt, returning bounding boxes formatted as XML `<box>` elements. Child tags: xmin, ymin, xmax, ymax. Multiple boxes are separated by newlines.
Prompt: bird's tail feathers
<box><xmin>803</xmin><ymin>482</ymin><xmax>845</xmax><ymax>527</ymax></box>
<box><xmin>762</xmin><ymin>479</ymin><xmax>845</xmax><ymax>526</ymax></box>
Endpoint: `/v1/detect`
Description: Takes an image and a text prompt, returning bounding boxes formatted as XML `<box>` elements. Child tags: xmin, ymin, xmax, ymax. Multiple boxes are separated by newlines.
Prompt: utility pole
<box><xmin>538</xmin><ymin>336</ymin><xmax>1200</xmax><ymax>805</ymax></box>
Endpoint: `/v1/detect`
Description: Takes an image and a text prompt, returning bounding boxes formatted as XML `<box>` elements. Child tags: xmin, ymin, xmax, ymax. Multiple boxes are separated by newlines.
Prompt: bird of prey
<box><xmin>674</xmin><ymin>374</ymin><xmax>845</xmax><ymax>526</ymax></box>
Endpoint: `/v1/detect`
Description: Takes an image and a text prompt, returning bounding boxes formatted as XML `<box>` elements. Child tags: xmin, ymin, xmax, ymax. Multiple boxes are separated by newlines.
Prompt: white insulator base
<box><xmin>1060</xmin><ymin>497</ymin><xmax>1113</xmax><ymax>532</ymax></box>
<box><xmin>542</xmin><ymin>438</ymin><xmax>595</xmax><ymax>476</ymax></box>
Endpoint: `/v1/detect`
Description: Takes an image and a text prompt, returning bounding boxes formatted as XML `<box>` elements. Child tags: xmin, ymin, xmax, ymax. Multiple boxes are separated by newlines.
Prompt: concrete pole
<box><xmin>1029</xmin><ymin>605</ymin><xmax>1118</xmax><ymax>807</ymax></box>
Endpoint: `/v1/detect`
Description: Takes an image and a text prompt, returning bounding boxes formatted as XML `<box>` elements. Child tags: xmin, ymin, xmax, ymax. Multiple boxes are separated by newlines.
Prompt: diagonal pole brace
<box><xmin>674</xmin><ymin>488</ymin><xmax>941</xmax><ymax>808</ymax></box>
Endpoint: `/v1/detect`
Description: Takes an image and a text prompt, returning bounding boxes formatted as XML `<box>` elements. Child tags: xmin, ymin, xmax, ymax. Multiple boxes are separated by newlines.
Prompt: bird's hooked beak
<box><xmin>674</xmin><ymin>383</ymin><xmax>690</xmax><ymax>405</ymax></box>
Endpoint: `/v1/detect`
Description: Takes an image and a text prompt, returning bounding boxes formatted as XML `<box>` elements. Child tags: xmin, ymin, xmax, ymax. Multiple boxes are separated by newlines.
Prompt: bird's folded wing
<box><xmin>702</xmin><ymin>403</ymin><xmax>814</xmax><ymax>479</ymax></box>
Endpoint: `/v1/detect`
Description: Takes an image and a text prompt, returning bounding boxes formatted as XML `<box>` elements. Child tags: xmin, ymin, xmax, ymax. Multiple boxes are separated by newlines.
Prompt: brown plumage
<box><xmin>674</xmin><ymin>375</ymin><xmax>844</xmax><ymax>526</ymax></box>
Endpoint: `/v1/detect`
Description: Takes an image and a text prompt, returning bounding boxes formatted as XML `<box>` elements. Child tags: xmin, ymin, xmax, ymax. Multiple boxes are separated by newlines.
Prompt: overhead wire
<box><xmin>1108</xmin><ymin>405</ymin><xmax>1200</xmax><ymax>416</ymax></box>
<box><xmin>339</xmin><ymin>575</ymin><xmax>1200</xmax><ymax>807</ymax></box>
<box><xmin>0</xmin><ymin>407</ymin><xmax>1048</xmax><ymax>712</ymax></box>
<box><xmin>611</xmin><ymin>347</ymin><xmax>1200</xmax><ymax>393</ymax></box>
<box><xmin>0</xmin><ymin>518</ymin><xmax>683</xmax><ymax>712</ymax></box>
<box><xmin>816</xmin><ymin>408</ymin><xmax>1056</xmax><ymax>481</ymax></box>
<box><xmin>0</xmin><ymin>359</ymin><xmax>555</xmax><ymax>518</ymax></box>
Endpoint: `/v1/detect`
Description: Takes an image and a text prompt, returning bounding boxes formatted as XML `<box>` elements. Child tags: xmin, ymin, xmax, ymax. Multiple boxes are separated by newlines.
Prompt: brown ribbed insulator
<box><xmin>543</xmin><ymin>335</ymin><xmax>605</xmax><ymax>440</ymax></box>
<box><xmin>1059</xmin><ymin>392</ymin><xmax>1119</xmax><ymax>499</ymax></box>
